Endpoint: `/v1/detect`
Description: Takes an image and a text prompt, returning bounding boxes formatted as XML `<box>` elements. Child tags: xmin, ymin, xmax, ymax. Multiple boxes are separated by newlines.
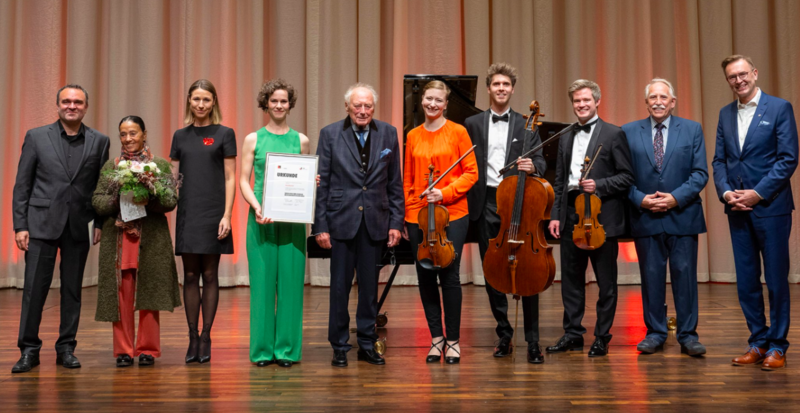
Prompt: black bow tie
<box><xmin>574</xmin><ymin>120</ymin><xmax>597</xmax><ymax>134</ymax></box>
<box><xmin>492</xmin><ymin>113</ymin><xmax>509</xmax><ymax>123</ymax></box>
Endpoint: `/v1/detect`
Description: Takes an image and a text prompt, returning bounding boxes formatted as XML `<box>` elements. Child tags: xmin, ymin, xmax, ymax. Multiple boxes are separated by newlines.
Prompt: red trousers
<box><xmin>113</xmin><ymin>269</ymin><xmax>161</xmax><ymax>357</ymax></box>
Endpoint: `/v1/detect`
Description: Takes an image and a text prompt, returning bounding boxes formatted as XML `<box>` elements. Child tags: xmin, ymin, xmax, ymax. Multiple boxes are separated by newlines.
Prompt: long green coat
<box><xmin>92</xmin><ymin>156</ymin><xmax>182</xmax><ymax>322</ymax></box>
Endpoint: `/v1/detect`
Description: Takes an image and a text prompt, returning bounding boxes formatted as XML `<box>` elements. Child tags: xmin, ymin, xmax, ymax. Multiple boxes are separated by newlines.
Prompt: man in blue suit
<box><xmin>313</xmin><ymin>83</ymin><xmax>404</xmax><ymax>367</ymax></box>
<box><xmin>713</xmin><ymin>55</ymin><xmax>798</xmax><ymax>371</ymax></box>
<box><xmin>622</xmin><ymin>78</ymin><xmax>708</xmax><ymax>357</ymax></box>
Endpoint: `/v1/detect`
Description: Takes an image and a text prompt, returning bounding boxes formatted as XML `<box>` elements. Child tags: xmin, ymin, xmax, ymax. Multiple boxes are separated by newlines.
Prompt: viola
<box><xmin>417</xmin><ymin>164</ymin><xmax>455</xmax><ymax>270</ymax></box>
<box><xmin>482</xmin><ymin>101</ymin><xmax>556</xmax><ymax>297</ymax></box>
<box><xmin>572</xmin><ymin>146</ymin><xmax>606</xmax><ymax>250</ymax></box>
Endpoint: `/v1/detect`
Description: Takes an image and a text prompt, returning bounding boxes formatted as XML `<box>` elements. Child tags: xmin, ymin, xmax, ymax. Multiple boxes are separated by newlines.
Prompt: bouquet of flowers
<box><xmin>103</xmin><ymin>159</ymin><xmax>179</xmax><ymax>205</ymax></box>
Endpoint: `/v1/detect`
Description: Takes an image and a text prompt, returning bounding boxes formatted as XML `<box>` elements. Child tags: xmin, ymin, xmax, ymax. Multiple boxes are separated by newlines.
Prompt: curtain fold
<box><xmin>2</xmin><ymin>0</ymin><xmax>800</xmax><ymax>289</ymax></box>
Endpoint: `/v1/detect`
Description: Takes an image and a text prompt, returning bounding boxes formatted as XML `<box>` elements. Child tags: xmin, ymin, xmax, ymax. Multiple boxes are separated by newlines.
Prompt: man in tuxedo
<box><xmin>11</xmin><ymin>85</ymin><xmax>109</xmax><ymax>373</ymax></box>
<box><xmin>622</xmin><ymin>78</ymin><xmax>708</xmax><ymax>357</ymax></box>
<box><xmin>313</xmin><ymin>83</ymin><xmax>404</xmax><ymax>367</ymax></box>
<box><xmin>712</xmin><ymin>55</ymin><xmax>798</xmax><ymax>371</ymax></box>
<box><xmin>464</xmin><ymin>63</ymin><xmax>547</xmax><ymax>363</ymax></box>
<box><xmin>546</xmin><ymin>79</ymin><xmax>634</xmax><ymax>357</ymax></box>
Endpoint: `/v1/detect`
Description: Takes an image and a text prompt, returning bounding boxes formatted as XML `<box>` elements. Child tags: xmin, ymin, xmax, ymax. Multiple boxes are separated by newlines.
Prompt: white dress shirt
<box><xmin>486</xmin><ymin>108</ymin><xmax>510</xmax><ymax>187</ymax></box>
<box><xmin>568</xmin><ymin>115</ymin><xmax>599</xmax><ymax>190</ymax></box>
<box><xmin>737</xmin><ymin>88</ymin><xmax>761</xmax><ymax>150</ymax></box>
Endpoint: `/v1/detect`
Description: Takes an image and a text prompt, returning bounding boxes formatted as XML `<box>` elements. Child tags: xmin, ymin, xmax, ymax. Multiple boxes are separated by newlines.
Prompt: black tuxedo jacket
<box><xmin>551</xmin><ymin>118</ymin><xmax>634</xmax><ymax>237</ymax></box>
<box><xmin>464</xmin><ymin>109</ymin><xmax>547</xmax><ymax>221</ymax></box>
<box><xmin>13</xmin><ymin>121</ymin><xmax>110</xmax><ymax>241</ymax></box>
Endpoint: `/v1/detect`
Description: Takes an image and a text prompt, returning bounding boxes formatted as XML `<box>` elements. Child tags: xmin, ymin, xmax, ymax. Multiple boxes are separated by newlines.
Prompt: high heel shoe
<box><xmin>198</xmin><ymin>326</ymin><xmax>212</xmax><ymax>364</ymax></box>
<box><xmin>426</xmin><ymin>337</ymin><xmax>445</xmax><ymax>363</ymax></box>
<box><xmin>445</xmin><ymin>340</ymin><xmax>461</xmax><ymax>364</ymax></box>
<box><xmin>185</xmin><ymin>324</ymin><xmax>200</xmax><ymax>364</ymax></box>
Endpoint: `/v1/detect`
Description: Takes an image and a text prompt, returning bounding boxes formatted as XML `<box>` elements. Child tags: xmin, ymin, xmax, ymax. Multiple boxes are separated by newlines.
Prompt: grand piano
<box><xmin>308</xmin><ymin>74</ymin><xmax>570</xmax><ymax>335</ymax></box>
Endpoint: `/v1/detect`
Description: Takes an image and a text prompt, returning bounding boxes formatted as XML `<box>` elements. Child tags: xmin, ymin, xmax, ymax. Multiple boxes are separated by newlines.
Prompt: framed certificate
<box><xmin>262</xmin><ymin>153</ymin><xmax>319</xmax><ymax>224</ymax></box>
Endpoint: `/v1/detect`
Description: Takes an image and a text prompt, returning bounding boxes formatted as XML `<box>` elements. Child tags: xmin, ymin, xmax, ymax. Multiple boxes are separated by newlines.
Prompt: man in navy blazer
<box><xmin>622</xmin><ymin>78</ymin><xmax>708</xmax><ymax>357</ymax></box>
<box><xmin>313</xmin><ymin>83</ymin><xmax>404</xmax><ymax>367</ymax></box>
<box><xmin>713</xmin><ymin>55</ymin><xmax>798</xmax><ymax>371</ymax></box>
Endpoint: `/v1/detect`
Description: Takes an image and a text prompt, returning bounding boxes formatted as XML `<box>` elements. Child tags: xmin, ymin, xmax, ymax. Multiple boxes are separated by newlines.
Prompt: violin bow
<box><xmin>418</xmin><ymin>145</ymin><xmax>477</xmax><ymax>199</ymax></box>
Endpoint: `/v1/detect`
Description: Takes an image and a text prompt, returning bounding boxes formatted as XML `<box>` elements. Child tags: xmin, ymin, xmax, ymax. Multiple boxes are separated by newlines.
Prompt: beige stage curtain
<box><xmin>2</xmin><ymin>0</ymin><xmax>800</xmax><ymax>289</ymax></box>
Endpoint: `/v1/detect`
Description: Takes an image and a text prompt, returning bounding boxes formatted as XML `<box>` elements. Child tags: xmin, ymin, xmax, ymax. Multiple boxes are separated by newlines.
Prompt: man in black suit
<box><xmin>546</xmin><ymin>79</ymin><xmax>634</xmax><ymax>357</ymax></box>
<box><xmin>11</xmin><ymin>84</ymin><xmax>109</xmax><ymax>373</ymax></box>
<box><xmin>313</xmin><ymin>83</ymin><xmax>404</xmax><ymax>367</ymax></box>
<box><xmin>465</xmin><ymin>63</ymin><xmax>547</xmax><ymax>363</ymax></box>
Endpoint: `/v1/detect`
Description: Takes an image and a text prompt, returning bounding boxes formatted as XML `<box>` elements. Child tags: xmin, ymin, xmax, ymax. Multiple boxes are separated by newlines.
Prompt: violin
<box><xmin>482</xmin><ymin>101</ymin><xmax>556</xmax><ymax>297</ymax></box>
<box><xmin>573</xmin><ymin>146</ymin><xmax>606</xmax><ymax>250</ymax></box>
<box><xmin>417</xmin><ymin>164</ymin><xmax>455</xmax><ymax>270</ymax></box>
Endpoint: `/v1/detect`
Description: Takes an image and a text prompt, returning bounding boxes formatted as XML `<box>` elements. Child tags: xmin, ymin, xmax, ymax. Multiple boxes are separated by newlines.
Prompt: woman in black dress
<box><xmin>170</xmin><ymin>79</ymin><xmax>236</xmax><ymax>363</ymax></box>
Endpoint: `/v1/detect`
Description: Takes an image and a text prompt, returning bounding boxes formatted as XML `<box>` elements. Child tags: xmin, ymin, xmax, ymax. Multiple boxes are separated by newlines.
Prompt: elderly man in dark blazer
<box><xmin>313</xmin><ymin>83</ymin><xmax>404</xmax><ymax>367</ymax></box>
<box><xmin>547</xmin><ymin>79</ymin><xmax>634</xmax><ymax>357</ymax></box>
<box><xmin>11</xmin><ymin>84</ymin><xmax>110</xmax><ymax>373</ymax></box>
<box><xmin>713</xmin><ymin>55</ymin><xmax>798</xmax><ymax>371</ymax></box>
<box><xmin>622</xmin><ymin>78</ymin><xmax>708</xmax><ymax>357</ymax></box>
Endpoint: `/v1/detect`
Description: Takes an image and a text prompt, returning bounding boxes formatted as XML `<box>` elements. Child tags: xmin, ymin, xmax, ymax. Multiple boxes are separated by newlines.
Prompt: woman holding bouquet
<box><xmin>93</xmin><ymin>116</ymin><xmax>181</xmax><ymax>367</ymax></box>
<box><xmin>239</xmin><ymin>79</ymin><xmax>310</xmax><ymax>368</ymax></box>
<box><xmin>170</xmin><ymin>79</ymin><xmax>237</xmax><ymax>364</ymax></box>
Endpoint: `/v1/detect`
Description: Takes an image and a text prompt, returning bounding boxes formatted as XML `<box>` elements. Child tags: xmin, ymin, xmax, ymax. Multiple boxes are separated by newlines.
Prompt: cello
<box><xmin>482</xmin><ymin>101</ymin><xmax>556</xmax><ymax>297</ymax></box>
<box><xmin>572</xmin><ymin>146</ymin><xmax>606</xmax><ymax>250</ymax></box>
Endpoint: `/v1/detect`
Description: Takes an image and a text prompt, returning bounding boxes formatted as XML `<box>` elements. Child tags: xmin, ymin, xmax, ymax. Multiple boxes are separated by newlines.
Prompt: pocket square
<box><xmin>512</xmin><ymin>138</ymin><xmax>519</xmax><ymax>142</ymax></box>
<box><xmin>759</xmin><ymin>120</ymin><xmax>771</xmax><ymax>126</ymax></box>
<box><xmin>380</xmin><ymin>148</ymin><xmax>392</xmax><ymax>159</ymax></box>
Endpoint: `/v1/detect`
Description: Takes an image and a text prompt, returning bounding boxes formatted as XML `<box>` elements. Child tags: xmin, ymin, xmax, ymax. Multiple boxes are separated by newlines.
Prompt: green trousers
<box><xmin>246</xmin><ymin>209</ymin><xmax>306</xmax><ymax>362</ymax></box>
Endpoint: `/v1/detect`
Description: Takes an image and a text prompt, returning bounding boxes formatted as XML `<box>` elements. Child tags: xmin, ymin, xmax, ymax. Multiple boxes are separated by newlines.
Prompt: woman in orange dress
<box><xmin>403</xmin><ymin>80</ymin><xmax>478</xmax><ymax>364</ymax></box>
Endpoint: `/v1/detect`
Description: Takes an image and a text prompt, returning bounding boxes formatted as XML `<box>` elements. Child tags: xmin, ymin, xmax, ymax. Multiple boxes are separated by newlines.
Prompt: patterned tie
<box><xmin>654</xmin><ymin>123</ymin><xmax>665</xmax><ymax>172</ymax></box>
<box><xmin>356</xmin><ymin>130</ymin><xmax>366</xmax><ymax>147</ymax></box>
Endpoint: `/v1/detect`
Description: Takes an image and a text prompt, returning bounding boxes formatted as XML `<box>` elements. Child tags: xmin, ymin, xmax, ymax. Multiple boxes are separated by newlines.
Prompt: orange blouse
<box><xmin>404</xmin><ymin>120</ymin><xmax>478</xmax><ymax>224</ymax></box>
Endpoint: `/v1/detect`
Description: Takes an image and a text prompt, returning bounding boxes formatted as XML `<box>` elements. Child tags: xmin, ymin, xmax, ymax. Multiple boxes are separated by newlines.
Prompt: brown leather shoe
<box><xmin>732</xmin><ymin>346</ymin><xmax>767</xmax><ymax>366</ymax></box>
<box><xmin>761</xmin><ymin>349</ymin><xmax>786</xmax><ymax>371</ymax></box>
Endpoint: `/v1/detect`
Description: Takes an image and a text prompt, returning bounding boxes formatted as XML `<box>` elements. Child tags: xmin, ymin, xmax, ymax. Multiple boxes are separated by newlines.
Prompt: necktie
<box><xmin>654</xmin><ymin>123</ymin><xmax>665</xmax><ymax>172</ymax></box>
<box><xmin>574</xmin><ymin>120</ymin><xmax>597</xmax><ymax>134</ymax></box>
<box><xmin>492</xmin><ymin>113</ymin><xmax>509</xmax><ymax>123</ymax></box>
<box><xmin>356</xmin><ymin>130</ymin><xmax>366</xmax><ymax>147</ymax></box>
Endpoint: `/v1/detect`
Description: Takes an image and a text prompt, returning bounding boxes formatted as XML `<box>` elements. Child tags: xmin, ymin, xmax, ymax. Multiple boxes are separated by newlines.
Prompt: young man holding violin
<box><xmin>465</xmin><ymin>63</ymin><xmax>548</xmax><ymax>364</ymax></box>
<box><xmin>547</xmin><ymin>79</ymin><xmax>634</xmax><ymax>357</ymax></box>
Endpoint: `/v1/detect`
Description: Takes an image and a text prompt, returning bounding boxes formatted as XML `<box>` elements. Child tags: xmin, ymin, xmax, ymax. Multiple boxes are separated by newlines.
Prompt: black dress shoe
<box><xmin>546</xmin><ymin>336</ymin><xmax>584</xmax><ymax>353</ymax></box>
<box><xmin>256</xmin><ymin>360</ymin><xmax>274</xmax><ymax>367</ymax></box>
<box><xmin>493</xmin><ymin>336</ymin><xmax>513</xmax><ymax>358</ymax></box>
<box><xmin>56</xmin><ymin>351</ymin><xmax>81</xmax><ymax>368</ymax></box>
<box><xmin>527</xmin><ymin>343</ymin><xmax>544</xmax><ymax>364</ymax></box>
<box><xmin>588</xmin><ymin>338</ymin><xmax>608</xmax><ymax>357</ymax></box>
<box><xmin>277</xmin><ymin>359</ymin><xmax>293</xmax><ymax>368</ymax></box>
<box><xmin>185</xmin><ymin>325</ymin><xmax>200</xmax><ymax>364</ymax></box>
<box><xmin>116</xmin><ymin>354</ymin><xmax>133</xmax><ymax>368</ymax></box>
<box><xmin>11</xmin><ymin>354</ymin><xmax>40</xmax><ymax>373</ymax></box>
<box><xmin>198</xmin><ymin>327</ymin><xmax>212</xmax><ymax>364</ymax></box>
<box><xmin>331</xmin><ymin>350</ymin><xmax>348</xmax><ymax>367</ymax></box>
<box><xmin>444</xmin><ymin>340</ymin><xmax>460</xmax><ymax>365</ymax></box>
<box><xmin>357</xmin><ymin>349</ymin><xmax>386</xmax><ymax>365</ymax></box>
<box><xmin>426</xmin><ymin>337</ymin><xmax>444</xmax><ymax>363</ymax></box>
<box><xmin>139</xmin><ymin>354</ymin><xmax>155</xmax><ymax>366</ymax></box>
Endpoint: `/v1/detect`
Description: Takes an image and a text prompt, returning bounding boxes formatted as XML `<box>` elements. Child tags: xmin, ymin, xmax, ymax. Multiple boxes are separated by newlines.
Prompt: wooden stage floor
<box><xmin>1</xmin><ymin>282</ymin><xmax>799</xmax><ymax>412</ymax></box>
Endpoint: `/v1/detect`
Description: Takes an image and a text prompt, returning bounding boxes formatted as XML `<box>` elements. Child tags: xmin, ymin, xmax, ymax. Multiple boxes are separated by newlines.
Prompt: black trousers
<box><xmin>18</xmin><ymin>219</ymin><xmax>90</xmax><ymax>355</ymax></box>
<box><xmin>328</xmin><ymin>216</ymin><xmax>383</xmax><ymax>351</ymax></box>
<box><xmin>406</xmin><ymin>216</ymin><xmax>469</xmax><ymax>341</ymax></box>
<box><xmin>560</xmin><ymin>191</ymin><xmax>619</xmax><ymax>342</ymax></box>
<box><xmin>477</xmin><ymin>186</ymin><xmax>540</xmax><ymax>344</ymax></box>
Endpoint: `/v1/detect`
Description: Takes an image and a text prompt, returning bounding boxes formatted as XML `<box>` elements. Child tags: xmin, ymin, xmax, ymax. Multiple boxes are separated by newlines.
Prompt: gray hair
<box><xmin>644</xmin><ymin>78</ymin><xmax>677</xmax><ymax>100</ymax></box>
<box><xmin>57</xmin><ymin>84</ymin><xmax>89</xmax><ymax>105</ymax></box>
<box><xmin>344</xmin><ymin>82</ymin><xmax>378</xmax><ymax>105</ymax></box>
<box><xmin>568</xmin><ymin>79</ymin><xmax>601</xmax><ymax>102</ymax></box>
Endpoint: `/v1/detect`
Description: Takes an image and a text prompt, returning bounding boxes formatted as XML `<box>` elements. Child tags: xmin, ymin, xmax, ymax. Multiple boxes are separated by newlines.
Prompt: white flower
<box><xmin>146</xmin><ymin>162</ymin><xmax>159</xmax><ymax>173</ymax></box>
<box><xmin>118</xmin><ymin>160</ymin><xmax>129</xmax><ymax>168</ymax></box>
<box><xmin>130</xmin><ymin>163</ymin><xmax>144</xmax><ymax>173</ymax></box>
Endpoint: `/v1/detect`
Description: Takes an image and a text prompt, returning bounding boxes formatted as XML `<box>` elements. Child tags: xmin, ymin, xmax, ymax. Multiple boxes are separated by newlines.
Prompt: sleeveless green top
<box><xmin>253</xmin><ymin>127</ymin><xmax>302</xmax><ymax>198</ymax></box>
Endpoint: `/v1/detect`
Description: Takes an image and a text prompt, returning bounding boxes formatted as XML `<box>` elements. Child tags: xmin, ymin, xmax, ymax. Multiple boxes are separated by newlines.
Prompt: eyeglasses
<box><xmin>727</xmin><ymin>70</ymin><xmax>754</xmax><ymax>84</ymax></box>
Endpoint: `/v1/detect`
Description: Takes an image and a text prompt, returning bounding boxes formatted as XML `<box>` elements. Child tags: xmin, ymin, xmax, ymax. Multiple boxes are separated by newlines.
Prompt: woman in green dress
<box><xmin>239</xmin><ymin>79</ymin><xmax>310</xmax><ymax>367</ymax></box>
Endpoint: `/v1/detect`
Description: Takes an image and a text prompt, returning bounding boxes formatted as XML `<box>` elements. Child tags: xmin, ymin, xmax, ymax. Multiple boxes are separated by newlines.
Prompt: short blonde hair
<box><xmin>422</xmin><ymin>80</ymin><xmax>451</xmax><ymax>100</ymax></box>
<box><xmin>721</xmin><ymin>54</ymin><xmax>756</xmax><ymax>72</ymax></box>
<box><xmin>184</xmin><ymin>79</ymin><xmax>222</xmax><ymax>125</ymax></box>
<box><xmin>568</xmin><ymin>79</ymin><xmax>601</xmax><ymax>102</ymax></box>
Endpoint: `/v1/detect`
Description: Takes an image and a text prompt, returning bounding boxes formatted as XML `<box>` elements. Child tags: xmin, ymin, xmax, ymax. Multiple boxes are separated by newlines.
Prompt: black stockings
<box><xmin>182</xmin><ymin>254</ymin><xmax>221</xmax><ymax>335</ymax></box>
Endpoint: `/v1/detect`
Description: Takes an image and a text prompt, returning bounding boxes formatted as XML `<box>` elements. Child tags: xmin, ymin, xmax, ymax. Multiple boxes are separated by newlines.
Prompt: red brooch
<box><xmin>203</xmin><ymin>137</ymin><xmax>214</xmax><ymax>146</ymax></box>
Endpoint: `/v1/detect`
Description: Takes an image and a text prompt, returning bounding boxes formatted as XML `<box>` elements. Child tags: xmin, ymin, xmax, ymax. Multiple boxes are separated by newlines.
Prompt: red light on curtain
<box><xmin>620</xmin><ymin>242</ymin><xmax>638</xmax><ymax>262</ymax></box>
